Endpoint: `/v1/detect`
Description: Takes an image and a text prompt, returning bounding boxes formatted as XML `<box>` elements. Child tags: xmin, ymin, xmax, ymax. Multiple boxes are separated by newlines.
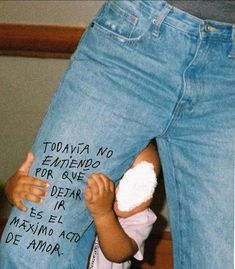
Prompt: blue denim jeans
<box><xmin>1</xmin><ymin>1</ymin><xmax>234</xmax><ymax>268</ymax></box>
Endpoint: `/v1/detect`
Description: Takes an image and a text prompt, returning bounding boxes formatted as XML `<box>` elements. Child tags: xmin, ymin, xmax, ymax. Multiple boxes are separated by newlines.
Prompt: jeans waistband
<box><xmin>132</xmin><ymin>0</ymin><xmax>235</xmax><ymax>41</ymax></box>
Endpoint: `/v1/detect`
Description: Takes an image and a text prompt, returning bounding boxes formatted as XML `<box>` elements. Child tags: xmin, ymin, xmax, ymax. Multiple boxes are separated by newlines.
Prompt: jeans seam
<box><xmin>158</xmin><ymin>36</ymin><xmax>202</xmax><ymax>139</ymax></box>
<box><xmin>165</xmin><ymin>137</ymin><xmax>183</xmax><ymax>268</ymax></box>
<box><xmin>163</xmin><ymin>21</ymin><xmax>199</xmax><ymax>37</ymax></box>
<box><xmin>92</xmin><ymin>21</ymin><xmax>147</xmax><ymax>42</ymax></box>
<box><xmin>108</xmin><ymin>1</ymin><xmax>138</xmax><ymax>25</ymax></box>
<box><xmin>31</xmin><ymin>61</ymin><xmax>74</xmax><ymax>152</ymax></box>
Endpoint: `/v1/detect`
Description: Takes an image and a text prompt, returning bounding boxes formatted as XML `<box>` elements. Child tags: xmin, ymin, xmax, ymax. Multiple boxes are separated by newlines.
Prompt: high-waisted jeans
<box><xmin>1</xmin><ymin>1</ymin><xmax>234</xmax><ymax>268</ymax></box>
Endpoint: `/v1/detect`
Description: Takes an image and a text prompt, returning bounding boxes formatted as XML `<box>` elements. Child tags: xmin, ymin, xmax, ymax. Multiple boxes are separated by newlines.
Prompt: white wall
<box><xmin>0</xmin><ymin>1</ymin><xmax>104</xmax><ymax>26</ymax></box>
<box><xmin>0</xmin><ymin>57</ymin><xmax>70</xmax><ymax>216</ymax></box>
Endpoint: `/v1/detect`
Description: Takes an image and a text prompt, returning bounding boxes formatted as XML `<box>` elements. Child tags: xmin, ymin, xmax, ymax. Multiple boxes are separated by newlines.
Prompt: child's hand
<box><xmin>5</xmin><ymin>151</ymin><xmax>49</xmax><ymax>212</ymax></box>
<box><xmin>84</xmin><ymin>173</ymin><xmax>115</xmax><ymax>220</ymax></box>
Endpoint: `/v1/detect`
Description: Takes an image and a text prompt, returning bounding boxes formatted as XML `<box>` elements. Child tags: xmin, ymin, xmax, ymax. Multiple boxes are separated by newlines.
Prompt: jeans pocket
<box><xmin>92</xmin><ymin>1</ymin><xmax>139</xmax><ymax>42</ymax></box>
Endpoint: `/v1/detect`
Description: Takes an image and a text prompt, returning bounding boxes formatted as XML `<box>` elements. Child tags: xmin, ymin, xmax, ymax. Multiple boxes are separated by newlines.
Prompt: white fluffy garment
<box><xmin>116</xmin><ymin>161</ymin><xmax>157</xmax><ymax>211</ymax></box>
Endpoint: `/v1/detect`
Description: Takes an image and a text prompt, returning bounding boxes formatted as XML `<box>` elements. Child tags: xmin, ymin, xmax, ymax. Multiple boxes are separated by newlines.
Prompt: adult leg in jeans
<box><xmin>157</xmin><ymin>66</ymin><xmax>234</xmax><ymax>268</ymax></box>
<box><xmin>0</xmin><ymin>3</ymin><xmax>162</xmax><ymax>267</ymax></box>
<box><xmin>0</xmin><ymin>45</ymin><xmax>154</xmax><ymax>268</ymax></box>
<box><xmin>156</xmin><ymin>21</ymin><xmax>235</xmax><ymax>269</ymax></box>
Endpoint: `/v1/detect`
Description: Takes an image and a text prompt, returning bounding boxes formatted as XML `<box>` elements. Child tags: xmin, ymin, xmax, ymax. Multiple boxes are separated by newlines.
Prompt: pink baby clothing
<box><xmin>88</xmin><ymin>208</ymin><xmax>157</xmax><ymax>269</ymax></box>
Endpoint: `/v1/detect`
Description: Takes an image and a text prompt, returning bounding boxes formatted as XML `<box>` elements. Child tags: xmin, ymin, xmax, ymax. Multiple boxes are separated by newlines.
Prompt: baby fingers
<box><xmin>23</xmin><ymin>176</ymin><xmax>49</xmax><ymax>188</ymax></box>
<box><xmin>24</xmin><ymin>184</ymin><xmax>48</xmax><ymax>197</ymax></box>
<box><xmin>14</xmin><ymin>192</ymin><xmax>43</xmax><ymax>212</ymax></box>
<box><xmin>21</xmin><ymin>192</ymin><xmax>44</xmax><ymax>205</ymax></box>
<box><xmin>15</xmin><ymin>200</ymin><xmax>28</xmax><ymax>212</ymax></box>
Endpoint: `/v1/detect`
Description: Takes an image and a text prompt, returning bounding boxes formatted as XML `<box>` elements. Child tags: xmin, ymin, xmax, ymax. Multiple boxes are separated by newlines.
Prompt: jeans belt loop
<box><xmin>228</xmin><ymin>25</ymin><xmax>235</xmax><ymax>58</ymax></box>
<box><xmin>152</xmin><ymin>3</ymin><xmax>172</xmax><ymax>37</ymax></box>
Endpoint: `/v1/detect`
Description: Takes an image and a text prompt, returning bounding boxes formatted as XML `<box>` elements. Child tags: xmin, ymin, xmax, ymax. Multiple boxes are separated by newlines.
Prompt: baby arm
<box><xmin>5</xmin><ymin>151</ymin><xmax>49</xmax><ymax>212</ymax></box>
<box><xmin>84</xmin><ymin>173</ymin><xmax>138</xmax><ymax>263</ymax></box>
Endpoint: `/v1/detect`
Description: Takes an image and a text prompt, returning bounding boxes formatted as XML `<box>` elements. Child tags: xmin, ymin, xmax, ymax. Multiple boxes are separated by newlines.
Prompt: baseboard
<box><xmin>0</xmin><ymin>23</ymin><xmax>85</xmax><ymax>58</ymax></box>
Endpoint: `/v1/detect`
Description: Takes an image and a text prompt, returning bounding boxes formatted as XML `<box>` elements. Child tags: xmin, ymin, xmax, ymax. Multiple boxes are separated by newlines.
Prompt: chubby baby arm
<box><xmin>113</xmin><ymin>196</ymin><xmax>152</xmax><ymax>219</ymax></box>
<box><xmin>5</xmin><ymin>151</ymin><xmax>49</xmax><ymax>212</ymax></box>
<box><xmin>84</xmin><ymin>173</ymin><xmax>138</xmax><ymax>263</ymax></box>
<box><xmin>84</xmin><ymin>173</ymin><xmax>114</xmax><ymax>219</ymax></box>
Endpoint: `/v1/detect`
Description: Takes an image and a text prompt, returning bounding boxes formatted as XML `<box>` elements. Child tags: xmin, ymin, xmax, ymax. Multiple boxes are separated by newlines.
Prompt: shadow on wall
<box><xmin>0</xmin><ymin>184</ymin><xmax>12</xmax><ymax>218</ymax></box>
<box><xmin>151</xmin><ymin>171</ymin><xmax>168</xmax><ymax>235</ymax></box>
<box><xmin>130</xmin><ymin>171</ymin><xmax>171</xmax><ymax>269</ymax></box>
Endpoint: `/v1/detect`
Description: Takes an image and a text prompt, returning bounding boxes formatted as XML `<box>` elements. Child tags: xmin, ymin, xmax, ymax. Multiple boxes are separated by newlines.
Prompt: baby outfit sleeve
<box><xmin>119</xmin><ymin>208</ymin><xmax>157</xmax><ymax>260</ymax></box>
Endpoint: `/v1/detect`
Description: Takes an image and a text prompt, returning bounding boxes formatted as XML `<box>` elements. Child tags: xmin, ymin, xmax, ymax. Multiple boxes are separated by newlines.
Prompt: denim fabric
<box><xmin>1</xmin><ymin>1</ymin><xmax>234</xmax><ymax>268</ymax></box>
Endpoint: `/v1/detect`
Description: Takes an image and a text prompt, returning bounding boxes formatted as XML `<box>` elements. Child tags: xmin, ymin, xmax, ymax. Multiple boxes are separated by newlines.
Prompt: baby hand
<box><xmin>5</xmin><ymin>151</ymin><xmax>49</xmax><ymax>212</ymax></box>
<box><xmin>84</xmin><ymin>173</ymin><xmax>115</xmax><ymax>220</ymax></box>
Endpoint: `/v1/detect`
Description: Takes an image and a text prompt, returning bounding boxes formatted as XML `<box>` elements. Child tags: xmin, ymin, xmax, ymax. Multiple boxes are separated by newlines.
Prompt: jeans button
<box><xmin>152</xmin><ymin>18</ymin><xmax>158</xmax><ymax>25</ymax></box>
<box><xmin>204</xmin><ymin>23</ymin><xmax>210</xmax><ymax>32</ymax></box>
<box><xmin>204</xmin><ymin>23</ymin><xmax>218</xmax><ymax>32</ymax></box>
